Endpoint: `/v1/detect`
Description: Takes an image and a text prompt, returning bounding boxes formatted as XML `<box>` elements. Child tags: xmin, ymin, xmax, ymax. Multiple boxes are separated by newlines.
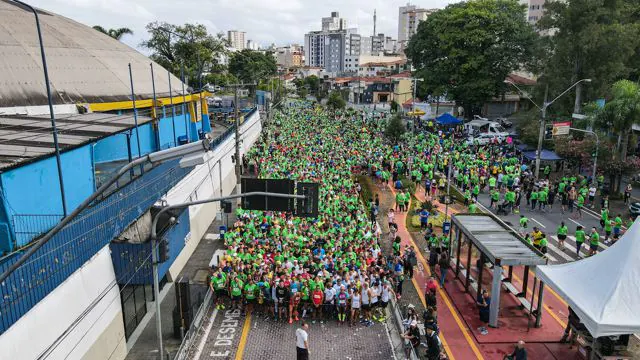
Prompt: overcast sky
<box><xmin>29</xmin><ymin>0</ymin><xmax>461</xmax><ymax>53</ymax></box>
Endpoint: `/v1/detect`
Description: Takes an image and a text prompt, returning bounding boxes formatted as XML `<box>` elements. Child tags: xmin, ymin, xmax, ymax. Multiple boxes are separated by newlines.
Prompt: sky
<box><xmin>28</xmin><ymin>0</ymin><xmax>462</xmax><ymax>53</ymax></box>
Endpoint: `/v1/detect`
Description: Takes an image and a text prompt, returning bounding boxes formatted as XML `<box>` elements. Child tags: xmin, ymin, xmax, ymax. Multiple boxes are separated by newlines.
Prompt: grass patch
<box><xmin>357</xmin><ymin>175</ymin><xmax>375</xmax><ymax>207</ymax></box>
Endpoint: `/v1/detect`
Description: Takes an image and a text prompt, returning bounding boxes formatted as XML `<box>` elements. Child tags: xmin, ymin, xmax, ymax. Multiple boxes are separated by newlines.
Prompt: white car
<box><xmin>466</xmin><ymin>133</ymin><xmax>505</xmax><ymax>145</ymax></box>
<box><xmin>473</xmin><ymin>114</ymin><xmax>489</xmax><ymax>121</ymax></box>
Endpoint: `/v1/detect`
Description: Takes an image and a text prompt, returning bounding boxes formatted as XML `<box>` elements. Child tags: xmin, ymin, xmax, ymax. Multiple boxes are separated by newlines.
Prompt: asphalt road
<box><xmin>473</xmin><ymin>188</ymin><xmax>622</xmax><ymax>264</ymax></box>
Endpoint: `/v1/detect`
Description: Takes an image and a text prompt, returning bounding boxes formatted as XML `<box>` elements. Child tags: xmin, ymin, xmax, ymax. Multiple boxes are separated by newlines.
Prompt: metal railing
<box><xmin>390</xmin><ymin>295</ymin><xmax>420</xmax><ymax>360</ymax></box>
<box><xmin>11</xmin><ymin>214</ymin><xmax>63</xmax><ymax>248</ymax></box>
<box><xmin>173</xmin><ymin>288</ymin><xmax>213</xmax><ymax>360</ymax></box>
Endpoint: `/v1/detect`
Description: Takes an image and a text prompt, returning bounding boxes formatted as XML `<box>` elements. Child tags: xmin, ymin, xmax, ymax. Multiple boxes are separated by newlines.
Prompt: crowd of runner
<box><xmin>208</xmin><ymin>100</ymin><xmax>635</xmax><ymax>360</ymax></box>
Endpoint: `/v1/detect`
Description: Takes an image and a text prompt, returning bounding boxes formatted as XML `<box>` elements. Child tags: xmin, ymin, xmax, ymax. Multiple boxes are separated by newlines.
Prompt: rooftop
<box><xmin>452</xmin><ymin>214</ymin><xmax>547</xmax><ymax>266</ymax></box>
<box><xmin>0</xmin><ymin>112</ymin><xmax>152</xmax><ymax>170</ymax></box>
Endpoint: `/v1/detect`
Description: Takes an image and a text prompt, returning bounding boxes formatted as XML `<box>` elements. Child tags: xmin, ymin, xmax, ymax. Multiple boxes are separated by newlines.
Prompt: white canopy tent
<box><xmin>535</xmin><ymin>218</ymin><xmax>640</xmax><ymax>338</ymax></box>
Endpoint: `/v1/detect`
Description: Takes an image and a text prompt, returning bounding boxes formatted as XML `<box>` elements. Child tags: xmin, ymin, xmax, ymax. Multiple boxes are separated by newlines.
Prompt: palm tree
<box><xmin>593</xmin><ymin>80</ymin><xmax>640</xmax><ymax>192</ymax></box>
<box><xmin>92</xmin><ymin>26</ymin><xmax>133</xmax><ymax>41</ymax></box>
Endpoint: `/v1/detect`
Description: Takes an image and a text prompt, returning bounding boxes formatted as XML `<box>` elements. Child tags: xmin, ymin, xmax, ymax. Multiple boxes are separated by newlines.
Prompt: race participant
<box><xmin>229</xmin><ymin>274</ymin><xmax>244</xmax><ymax>312</ymax></box>
<box><xmin>557</xmin><ymin>222</ymin><xmax>568</xmax><ymax>250</ymax></box>
<box><xmin>210</xmin><ymin>268</ymin><xmax>228</xmax><ymax>310</ymax></box>
<box><xmin>349</xmin><ymin>288</ymin><xmax>361</xmax><ymax>327</ymax></box>
<box><xmin>575</xmin><ymin>226</ymin><xmax>586</xmax><ymax>258</ymax></box>
<box><xmin>588</xmin><ymin>227</ymin><xmax>600</xmax><ymax>257</ymax></box>
<box><xmin>336</xmin><ymin>286</ymin><xmax>348</xmax><ymax>325</ymax></box>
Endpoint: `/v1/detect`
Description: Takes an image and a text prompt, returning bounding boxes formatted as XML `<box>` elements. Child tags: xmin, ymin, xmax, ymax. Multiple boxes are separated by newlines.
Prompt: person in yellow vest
<box><xmin>531</xmin><ymin>227</ymin><xmax>543</xmax><ymax>251</ymax></box>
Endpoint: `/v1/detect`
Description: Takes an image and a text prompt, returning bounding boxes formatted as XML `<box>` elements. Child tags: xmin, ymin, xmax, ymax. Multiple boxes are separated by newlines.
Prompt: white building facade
<box><xmin>227</xmin><ymin>30</ymin><xmax>246</xmax><ymax>51</ymax></box>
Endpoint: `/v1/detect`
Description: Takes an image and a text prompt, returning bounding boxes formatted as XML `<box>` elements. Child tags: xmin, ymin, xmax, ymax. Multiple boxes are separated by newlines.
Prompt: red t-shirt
<box><xmin>312</xmin><ymin>290</ymin><xmax>323</xmax><ymax>306</ymax></box>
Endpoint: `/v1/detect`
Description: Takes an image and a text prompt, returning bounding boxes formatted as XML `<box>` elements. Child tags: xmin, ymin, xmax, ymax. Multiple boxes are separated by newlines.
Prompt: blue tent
<box><xmin>435</xmin><ymin>113</ymin><xmax>462</xmax><ymax>126</ymax></box>
<box><xmin>523</xmin><ymin>150</ymin><xmax>563</xmax><ymax>161</ymax></box>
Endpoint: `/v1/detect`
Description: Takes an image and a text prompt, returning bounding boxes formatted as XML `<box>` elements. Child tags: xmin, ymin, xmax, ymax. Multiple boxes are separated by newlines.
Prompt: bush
<box><xmin>411</xmin><ymin>211</ymin><xmax>445</xmax><ymax>228</ymax></box>
<box><xmin>400</xmin><ymin>178</ymin><xmax>416</xmax><ymax>194</ymax></box>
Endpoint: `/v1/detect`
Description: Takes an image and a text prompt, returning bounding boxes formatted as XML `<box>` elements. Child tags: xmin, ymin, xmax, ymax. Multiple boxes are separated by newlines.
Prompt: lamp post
<box><xmin>505</xmin><ymin>78</ymin><xmax>592</xmax><ymax>179</ymax></box>
<box><xmin>12</xmin><ymin>0</ymin><xmax>68</xmax><ymax>216</ymax></box>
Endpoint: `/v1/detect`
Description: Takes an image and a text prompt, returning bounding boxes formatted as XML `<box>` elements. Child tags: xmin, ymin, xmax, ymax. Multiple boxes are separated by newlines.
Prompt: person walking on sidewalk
<box><xmin>438</xmin><ymin>252</ymin><xmax>449</xmax><ymax>287</ymax></box>
<box><xmin>295</xmin><ymin>321</ymin><xmax>310</xmax><ymax>360</ymax></box>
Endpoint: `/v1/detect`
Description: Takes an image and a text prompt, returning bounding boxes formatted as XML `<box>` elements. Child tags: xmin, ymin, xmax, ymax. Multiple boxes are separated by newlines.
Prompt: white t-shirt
<box><xmin>296</xmin><ymin>328</ymin><xmax>308</xmax><ymax>349</ymax></box>
<box><xmin>589</xmin><ymin>187</ymin><xmax>597</xmax><ymax>197</ymax></box>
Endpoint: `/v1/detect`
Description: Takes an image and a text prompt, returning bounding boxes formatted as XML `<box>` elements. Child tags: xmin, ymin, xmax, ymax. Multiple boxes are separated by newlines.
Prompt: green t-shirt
<box><xmin>519</xmin><ymin>217</ymin><xmax>528</xmax><ymax>228</ymax></box>
<box><xmin>244</xmin><ymin>283</ymin><xmax>257</xmax><ymax>299</ymax></box>
<box><xmin>231</xmin><ymin>279</ymin><xmax>244</xmax><ymax>297</ymax></box>
<box><xmin>614</xmin><ymin>217</ymin><xmax>622</xmax><ymax>228</ymax></box>
<box><xmin>557</xmin><ymin>226</ymin><xmax>568</xmax><ymax>236</ymax></box>
<box><xmin>489</xmin><ymin>177</ymin><xmax>496</xmax><ymax>187</ymax></box>
<box><xmin>576</xmin><ymin>195</ymin><xmax>584</xmax><ymax>207</ymax></box>
<box><xmin>539</xmin><ymin>237</ymin><xmax>548</xmax><ymax>247</ymax></box>
<box><xmin>530</xmin><ymin>192</ymin><xmax>538</xmax><ymax>200</ymax></box>
<box><xmin>590</xmin><ymin>232</ymin><xmax>600</xmax><ymax>245</ymax></box>
<box><xmin>212</xmin><ymin>275</ymin><xmax>226</xmax><ymax>290</ymax></box>
<box><xmin>468</xmin><ymin>203</ymin><xmax>477</xmax><ymax>214</ymax></box>
<box><xmin>575</xmin><ymin>230</ymin><xmax>586</xmax><ymax>243</ymax></box>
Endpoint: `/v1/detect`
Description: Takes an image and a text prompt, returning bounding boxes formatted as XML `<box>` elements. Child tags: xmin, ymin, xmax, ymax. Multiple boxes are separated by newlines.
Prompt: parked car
<box><xmin>630</xmin><ymin>202</ymin><xmax>640</xmax><ymax>218</ymax></box>
<box><xmin>496</xmin><ymin>116</ymin><xmax>513</xmax><ymax>128</ymax></box>
<box><xmin>466</xmin><ymin>133</ymin><xmax>505</xmax><ymax>145</ymax></box>
<box><xmin>473</xmin><ymin>114</ymin><xmax>489</xmax><ymax>121</ymax></box>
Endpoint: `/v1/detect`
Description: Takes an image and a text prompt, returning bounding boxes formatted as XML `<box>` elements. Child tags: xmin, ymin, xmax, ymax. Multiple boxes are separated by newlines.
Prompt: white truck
<box><xmin>464</xmin><ymin>119</ymin><xmax>510</xmax><ymax>137</ymax></box>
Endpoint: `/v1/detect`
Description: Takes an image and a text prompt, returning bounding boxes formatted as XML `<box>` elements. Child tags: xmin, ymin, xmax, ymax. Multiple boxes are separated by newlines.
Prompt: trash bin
<box><xmin>219</xmin><ymin>225</ymin><xmax>227</xmax><ymax>237</ymax></box>
<box><xmin>443</xmin><ymin>222</ymin><xmax>451</xmax><ymax>235</ymax></box>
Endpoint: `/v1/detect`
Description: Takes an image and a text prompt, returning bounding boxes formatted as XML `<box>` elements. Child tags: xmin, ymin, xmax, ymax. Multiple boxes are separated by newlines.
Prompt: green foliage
<box><xmin>390</xmin><ymin>100</ymin><xmax>399</xmax><ymax>113</ymax></box>
<box><xmin>229</xmin><ymin>50</ymin><xmax>277</xmax><ymax>85</ymax></box>
<box><xmin>327</xmin><ymin>91</ymin><xmax>346</xmax><ymax>110</ymax></box>
<box><xmin>537</xmin><ymin>0</ymin><xmax>640</xmax><ymax>112</ymax></box>
<box><xmin>591</xmin><ymin>80</ymin><xmax>640</xmax><ymax>162</ymax></box>
<box><xmin>315</xmin><ymin>89</ymin><xmax>327</xmax><ymax>103</ymax></box>
<box><xmin>141</xmin><ymin>22</ymin><xmax>228</xmax><ymax>81</ymax></box>
<box><xmin>405</xmin><ymin>0</ymin><xmax>537</xmax><ymax>118</ymax></box>
<box><xmin>203</xmin><ymin>73</ymin><xmax>237</xmax><ymax>88</ymax></box>
<box><xmin>356</xmin><ymin>176</ymin><xmax>374</xmax><ymax>208</ymax></box>
<box><xmin>93</xmin><ymin>26</ymin><xmax>133</xmax><ymax>40</ymax></box>
<box><xmin>385</xmin><ymin>114</ymin><xmax>405</xmax><ymax>143</ymax></box>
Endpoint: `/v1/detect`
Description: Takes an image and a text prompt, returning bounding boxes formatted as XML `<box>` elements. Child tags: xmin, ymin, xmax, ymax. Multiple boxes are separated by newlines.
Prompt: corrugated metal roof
<box><xmin>0</xmin><ymin>1</ymin><xmax>184</xmax><ymax>107</ymax></box>
<box><xmin>0</xmin><ymin>112</ymin><xmax>153</xmax><ymax>169</ymax></box>
<box><xmin>452</xmin><ymin>214</ymin><xmax>547</xmax><ymax>266</ymax></box>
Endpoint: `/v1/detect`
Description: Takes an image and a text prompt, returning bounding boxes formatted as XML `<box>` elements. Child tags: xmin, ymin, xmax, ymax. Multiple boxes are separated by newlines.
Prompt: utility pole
<box><xmin>227</xmin><ymin>82</ymin><xmax>256</xmax><ymax>203</ymax></box>
<box><xmin>535</xmin><ymin>84</ymin><xmax>549</xmax><ymax>179</ymax></box>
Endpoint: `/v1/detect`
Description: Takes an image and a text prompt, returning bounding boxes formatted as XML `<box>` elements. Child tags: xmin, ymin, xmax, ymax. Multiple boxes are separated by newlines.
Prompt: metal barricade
<box><xmin>173</xmin><ymin>288</ymin><xmax>213</xmax><ymax>360</ymax></box>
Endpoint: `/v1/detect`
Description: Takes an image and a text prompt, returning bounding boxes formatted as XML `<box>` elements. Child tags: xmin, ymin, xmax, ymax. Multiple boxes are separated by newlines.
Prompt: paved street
<box><xmin>470</xmin><ymin>185</ymin><xmax>627</xmax><ymax>265</ymax></box>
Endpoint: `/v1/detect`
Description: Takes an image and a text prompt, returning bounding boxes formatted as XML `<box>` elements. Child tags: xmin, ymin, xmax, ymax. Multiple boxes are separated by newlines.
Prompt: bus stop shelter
<box><xmin>449</xmin><ymin>214</ymin><xmax>548</xmax><ymax>328</ymax></box>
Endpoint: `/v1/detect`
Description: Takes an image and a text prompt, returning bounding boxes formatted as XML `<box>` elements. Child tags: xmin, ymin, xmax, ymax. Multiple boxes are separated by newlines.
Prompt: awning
<box><xmin>435</xmin><ymin>113</ymin><xmax>462</xmax><ymax>126</ymax></box>
<box><xmin>522</xmin><ymin>149</ymin><xmax>563</xmax><ymax>161</ymax></box>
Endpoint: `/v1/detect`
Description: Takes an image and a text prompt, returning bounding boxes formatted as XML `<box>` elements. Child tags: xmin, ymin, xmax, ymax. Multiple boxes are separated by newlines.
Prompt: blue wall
<box><xmin>0</xmin><ymin>160</ymin><xmax>191</xmax><ymax>334</ymax></box>
<box><xmin>94</xmin><ymin>114</ymin><xmax>193</xmax><ymax>162</ymax></box>
<box><xmin>110</xmin><ymin>208</ymin><xmax>190</xmax><ymax>285</ymax></box>
<box><xmin>0</xmin><ymin>146</ymin><xmax>94</xmax><ymax>248</ymax></box>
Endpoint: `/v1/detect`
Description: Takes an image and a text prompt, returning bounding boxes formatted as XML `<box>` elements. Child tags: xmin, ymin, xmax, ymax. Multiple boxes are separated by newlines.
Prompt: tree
<box><xmin>591</xmin><ymin>80</ymin><xmax>640</xmax><ymax>193</ymax></box>
<box><xmin>141</xmin><ymin>22</ymin><xmax>228</xmax><ymax>83</ymax></box>
<box><xmin>537</xmin><ymin>0</ymin><xmax>640</xmax><ymax>114</ymax></box>
<box><xmin>228</xmin><ymin>50</ymin><xmax>277</xmax><ymax>85</ymax></box>
<box><xmin>385</xmin><ymin>114</ymin><xmax>406</xmax><ymax>143</ymax></box>
<box><xmin>405</xmin><ymin>0</ymin><xmax>537</xmax><ymax>118</ymax></box>
<box><xmin>93</xmin><ymin>26</ymin><xmax>133</xmax><ymax>40</ymax></box>
<box><xmin>327</xmin><ymin>91</ymin><xmax>346</xmax><ymax>110</ymax></box>
<box><xmin>390</xmin><ymin>100</ymin><xmax>399</xmax><ymax>113</ymax></box>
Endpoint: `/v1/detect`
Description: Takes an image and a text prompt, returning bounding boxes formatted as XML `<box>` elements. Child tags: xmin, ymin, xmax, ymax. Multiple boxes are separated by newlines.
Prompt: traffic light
<box><xmin>544</xmin><ymin>124</ymin><xmax>554</xmax><ymax>140</ymax></box>
<box><xmin>158</xmin><ymin>238</ymin><xmax>170</xmax><ymax>263</ymax></box>
<box><xmin>221</xmin><ymin>200</ymin><xmax>232</xmax><ymax>213</ymax></box>
<box><xmin>295</xmin><ymin>182</ymin><xmax>319</xmax><ymax>218</ymax></box>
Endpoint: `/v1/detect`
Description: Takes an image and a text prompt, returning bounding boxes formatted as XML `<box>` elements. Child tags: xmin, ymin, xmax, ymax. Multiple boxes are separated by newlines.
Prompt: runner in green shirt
<box><xmin>490</xmin><ymin>189</ymin><xmax>500</xmax><ymax>209</ymax></box>
<box><xmin>229</xmin><ymin>276</ymin><xmax>244</xmax><ymax>310</ymax></box>
<box><xmin>519</xmin><ymin>215</ymin><xmax>528</xmax><ymax>234</ymax></box>
<box><xmin>575</xmin><ymin>226</ymin><xmax>586</xmax><ymax>258</ymax></box>
<box><xmin>557</xmin><ymin>222</ymin><xmax>568</xmax><ymax>250</ymax></box>
<box><xmin>574</xmin><ymin>194</ymin><xmax>584</xmax><ymax>219</ymax></box>
<box><xmin>613</xmin><ymin>214</ymin><xmax>623</xmax><ymax>242</ymax></box>
<box><xmin>488</xmin><ymin>176</ymin><xmax>497</xmax><ymax>190</ymax></box>
<box><xmin>539</xmin><ymin>234</ymin><xmax>549</xmax><ymax>254</ymax></box>
<box><xmin>588</xmin><ymin>227</ymin><xmax>600</xmax><ymax>257</ymax></box>
<box><xmin>468</xmin><ymin>201</ymin><xmax>478</xmax><ymax>214</ymax></box>
<box><xmin>210</xmin><ymin>270</ymin><xmax>228</xmax><ymax>310</ymax></box>
<box><xmin>244</xmin><ymin>278</ymin><xmax>258</xmax><ymax>313</ymax></box>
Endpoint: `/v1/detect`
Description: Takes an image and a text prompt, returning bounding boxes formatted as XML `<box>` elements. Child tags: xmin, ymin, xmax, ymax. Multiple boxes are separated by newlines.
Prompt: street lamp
<box><xmin>11</xmin><ymin>0</ymin><xmax>68</xmax><ymax>216</ymax></box>
<box><xmin>505</xmin><ymin>78</ymin><xmax>592</xmax><ymax>179</ymax></box>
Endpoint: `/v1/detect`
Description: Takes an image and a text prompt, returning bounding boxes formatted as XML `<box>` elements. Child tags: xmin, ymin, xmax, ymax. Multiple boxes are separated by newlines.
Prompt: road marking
<box><xmin>234</xmin><ymin>311</ymin><xmax>252</xmax><ymax>360</ymax></box>
<box><xmin>205</xmin><ymin>233</ymin><xmax>220</xmax><ymax>240</ymax></box>
<box><xmin>193</xmin><ymin>308</ymin><xmax>219</xmax><ymax>360</ymax></box>
<box><xmin>543</xmin><ymin>252</ymin><xmax>558</xmax><ymax>262</ymax></box>
<box><xmin>530</xmin><ymin>218</ymin><xmax>546</xmax><ymax>228</ymax></box>
<box><xmin>546</xmin><ymin>240</ymin><xmax>574</xmax><ymax>261</ymax></box>
<box><xmin>567</xmin><ymin>218</ymin><xmax>583</xmax><ymax>227</ymax></box>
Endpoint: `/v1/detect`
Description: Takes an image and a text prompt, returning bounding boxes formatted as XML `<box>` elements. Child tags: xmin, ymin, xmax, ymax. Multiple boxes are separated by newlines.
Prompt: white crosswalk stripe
<box><xmin>546</xmin><ymin>241</ymin><xmax>574</xmax><ymax>262</ymax></box>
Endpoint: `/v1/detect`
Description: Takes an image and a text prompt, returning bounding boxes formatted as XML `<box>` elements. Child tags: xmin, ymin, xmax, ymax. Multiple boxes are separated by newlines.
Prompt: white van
<box><xmin>464</xmin><ymin>120</ymin><xmax>510</xmax><ymax>137</ymax></box>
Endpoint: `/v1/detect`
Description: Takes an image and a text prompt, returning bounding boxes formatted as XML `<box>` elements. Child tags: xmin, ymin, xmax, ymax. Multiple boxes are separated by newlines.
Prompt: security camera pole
<box><xmin>150</xmin><ymin>191</ymin><xmax>306</xmax><ymax>357</ymax></box>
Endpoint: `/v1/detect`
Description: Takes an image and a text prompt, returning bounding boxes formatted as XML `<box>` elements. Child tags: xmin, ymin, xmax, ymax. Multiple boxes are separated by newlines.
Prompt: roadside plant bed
<box><xmin>434</xmin><ymin>173</ymin><xmax>465</xmax><ymax>203</ymax></box>
<box><xmin>357</xmin><ymin>175</ymin><xmax>375</xmax><ymax>207</ymax></box>
<box><xmin>407</xmin><ymin>197</ymin><xmax>445</xmax><ymax>232</ymax></box>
